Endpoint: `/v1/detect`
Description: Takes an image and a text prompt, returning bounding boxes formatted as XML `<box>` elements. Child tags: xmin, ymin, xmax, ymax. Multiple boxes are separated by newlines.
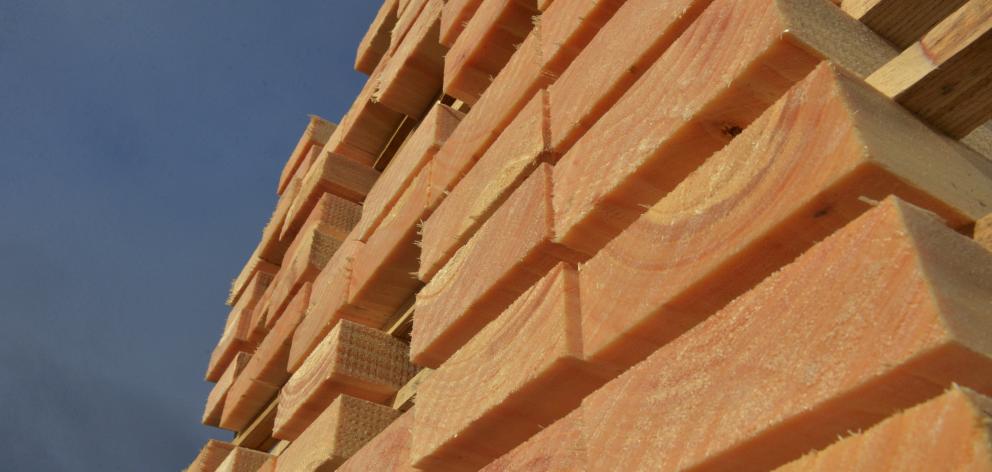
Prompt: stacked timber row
<box><xmin>185</xmin><ymin>0</ymin><xmax>992</xmax><ymax>470</ymax></box>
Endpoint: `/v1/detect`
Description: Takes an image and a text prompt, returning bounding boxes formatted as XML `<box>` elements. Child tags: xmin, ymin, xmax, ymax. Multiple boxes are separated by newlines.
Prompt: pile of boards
<box><xmin>184</xmin><ymin>0</ymin><xmax>992</xmax><ymax>470</ymax></box>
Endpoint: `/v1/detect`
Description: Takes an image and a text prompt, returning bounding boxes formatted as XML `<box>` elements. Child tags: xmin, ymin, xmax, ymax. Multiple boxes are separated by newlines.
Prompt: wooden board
<box><xmin>538</xmin><ymin>0</ymin><xmax>626</xmax><ymax>81</ymax></box>
<box><xmin>443</xmin><ymin>0</ymin><xmax>540</xmax><ymax>104</ymax></box>
<box><xmin>575</xmin><ymin>197</ymin><xmax>992</xmax><ymax>472</ymax></box>
<box><xmin>338</xmin><ymin>408</ymin><xmax>417</xmax><ymax>472</ymax></box>
<box><xmin>274</xmin><ymin>320</ymin><xmax>416</xmax><ymax>440</ymax></box>
<box><xmin>220</xmin><ymin>284</ymin><xmax>312</xmax><ymax>432</ymax></box>
<box><xmin>275</xmin><ymin>395</ymin><xmax>400</xmax><ymax>471</ymax></box>
<box><xmin>547</xmin><ymin>0</ymin><xmax>714</xmax><ymax>154</ymax></box>
<box><xmin>481</xmin><ymin>408</ymin><xmax>587</xmax><ymax>472</ymax></box>
<box><xmin>232</xmin><ymin>399</ymin><xmax>280</xmax><ymax>452</ymax></box>
<box><xmin>348</xmin><ymin>166</ymin><xmax>430</xmax><ymax>325</ymax></box>
<box><xmin>392</xmin><ymin>367</ymin><xmax>431</xmax><ymax>411</ymax></box>
<box><xmin>356</xmin><ymin>0</ymin><xmax>399</xmax><ymax>75</ymax></box>
<box><xmin>429</xmin><ymin>28</ymin><xmax>547</xmax><ymax>207</ymax></box>
<box><xmin>277</xmin><ymin>116</ymin><xmax>337</xmax><ymax>196</ymax></box>
<box><xmin>287</xmin><ymin>240</ymin><xmax>366</xmax><ymax>374</ymax></box>
<box><xmin>440</xmin><ymin>0</ymin><xmax>484</xmax><ymax>47</ymax></box>
<box><xmin>278</xmin><ymin>189</ymin><xmax>360</xmax><ymax>245</ymax></box>
<box><xmin>551</xmin><ymin>0</ymin><xmax>893</xmax><ymax>258</ymax></box>
<box><xmin>412</xmin><ymin>164</ymin><xmax>583</xmax><ymax>367</ymax></box>
<box><xmin>775</xmin><ymin>386</ymin><xmax>992</xmax><ymax>471</ymax></box>
<box><xmin>419</xmin><ymin>91</ymin><xmax>547</xmax><ymax>282</ymax></box>
<box><xmin>391</xmin><ymin>0</ymin><xmax>429</xmax><ymax>54</ymax></box>
<box><xmin>284</xmin><ymin>152</ymin><xmax>378</xmax><ymax>237</ymax></box>
<box><xmin>207</xmin><ymin>299</ymin><xmax>258</xmax><ymax>382</ymax></box>
<box><xmin>412</xmin><ymin>263</ymin><xmax>614</xmax><ymax>471</ymax></box>
<box><xmin>354</xmin><ymin>103</ymin><xmax>463</xmax><ymax>242</ymax></box>
<box><xmin>227</xmin><ymin>252</ymin><xmax>280</xmax><ymax>307</ymax></box>
<box><xmin>264</xmin><ymin>227</ymin><xmax>341</xmax><ymax>330</ymax></box>
<box><xmin>866</xmin><ymin>0</ymin><xmax>992</xmax><ymax>138</ymax></box>
<box><xmin>215</xmin><ymin>447</ymin><xmax>272</xmax><ymax>472</ymax></box>
<box><xmin>322</xmin><ymin>58</ymin><xmax>406</xmax><ymax>165</ymax></box>
<box><xmin>578</xmin><ymin>63</ymin><xmax>992</xmax><ymax>372</ymax></box>
<box><xmin>375</xmin><ymin>0</ymin><xmax>446</xmax><ymax>118</ymax></box>
<box><xmin>203</xmin><ymin>351</ymin><xmax>252</xmax><ymax>427</ymax></box>
<box><xmin>257</xmin><ymin>178</ymin><xmax>302</xmax><ymax>266</ymax></box>
<box><xmin>841</xmin><ymin>0</ymin><xmax>968</xmax><ymax>48</ymax></box>
<box><xmin>187</xmin><ymin>440</ymin><xmax>235</xmax><ymax>472</ymax></box>
<box><xmin>976</xmin><ymin>213</ymin><xmax>992</xmax><ymax>251</ymax></box>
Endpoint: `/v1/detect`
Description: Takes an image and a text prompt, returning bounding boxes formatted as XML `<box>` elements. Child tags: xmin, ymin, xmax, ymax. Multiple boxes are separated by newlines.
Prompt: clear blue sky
<box><xmin>0</xmin><ymin>1</ymin><xmax>379</xmax><ymax>469</ymax></box>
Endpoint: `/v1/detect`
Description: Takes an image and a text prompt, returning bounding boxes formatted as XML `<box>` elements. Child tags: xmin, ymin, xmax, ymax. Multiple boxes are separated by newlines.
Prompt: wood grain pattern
<box><xmin>776</xmin><ymin>386</ymin><xmax>992</xmax><ymax>472</ymax></box>
<box><xmin>203</xmin><ymin>351</ymin><xmax>252</xmax><ymax>427</ymax></box>
<box><xmin>443</xmin><ymin>0</ymin><xmax>539</xmax><ymax>104</ymax></box>
<box><xmin>278</xmin><ymin>188</ymin><xmax>360</xmax><ymax>245</ymax></box>
<box><xmin>276</xmin><ymin>395</ymin><xmax>401</xmax><ymax>472</ymax></box>
<box><xmin>274</xmin><ymin>320</ymin><xmax>416</xmax><ymax>440</ymax></box>
<box><xmin>348</xmin><ymin>166</ymin><xmax>430</xmax><ymax>325</ymax></box>
<box><xmin>579</xmin><ymin>63</ymin><xmax>992</xmax><ymax>372</ymax></box>
<box><xmin>412</xmin><ymin>263</ymin><xmax>613</xmax><ymax>471</ymax></box>
<box><xmin>977</xmin><ymin>213</ymin><xmax>992</xmax><ymax>252</ymax></box>
<box><xmin>277</xmin><ymin>116</ymin><xmax>336</xmax><ymax>196</ymax></box>
<box><xmin>215</xmin><ymin>447</ymin><xmax>272</xmax><ymax>472</ymax></box>
<box><xmin>412</xmin><ymin>164</ymin><xmax>582</xmax><ymax>367</ymax></box>
<box><xmin>375</xmin><ymin>0</ymin><xmax>446</xmax><ymax>118</ymax></box>
<box><xmin>841</xmin><ymin>0</ymin><xmax>967</xmax><ymax>48</ymax></box>
<box><xmin>547</xmin><ymin>0</ymin><xmax>714</xmax><ymax>154</ymax></box>
<box><xmin>257</xmin><ymin>178</ymin><xmax>302</xmax><ymax>266</ymax></box>
<box><xmin>577</xmin><ymin>197</ymin><xmax>992</xmax><ymax>472</ymax></box>
<box><xmin>208</xmin><ymin>292</ymin><xmax>261</xmax><ymax>382</ymax></box>
<box><xmin>356</xmin><ymin>0</ymin><xmax>399</xmax><ymax>75</ymax></box>
<box><xmin>354</xmin><ymin>103</ymin><xmax>462</xmax><ymax>242</ymax></box>
<box><xmin>867</xmin><ymin>0</ymin><xmax>992</xmax><ymax>138</ymax></box>
<box><xmin>222</xmin><ymin>283</ymin><xmax>311</xmax><ymax>433</ymax></box>
<box><xmin>287</xmin><ymin>240</ymin><xmax>365</xmax><ymax>374</ymax></box>
<box><xmin>232</xmin><ymin>399</ymin><xmax>280</xmax><ymax>452</ymax></box>
<box><xmin>187</xmin><ymin>440</ymin><xmax>235</xmax><ymax>472</ymax></box>
<box><xmin>227</xmin><ymin>251</ymin><xmax>280</xmax><ymax>307</ymax></box>
<box><xmin>420</xmin><ymin>92</ymin><xmax>548</xmax><ymax>282</ymax></box>
<box><xmin>430</xmin><ymin>27</ymin><xmax>547</xmax><ymax>206</ymax></box>
<box><xmin>538</xmin><ymin>0</ymin><xmax>627</xmax><ymax>87</ymax></box>
<box><xmin>322</xmin><ymin>57</ymin><xmax>405</xmax><ymax>165</ymax></box>
<box><xmin>285</xmin><ymin>152</ymin><xmax>378</xmax><ymax>238</ymax></box>
<box><xmin>551</xmin><ymin>0</ymin><xmax>893</xmax><ymax>258</ymax></box>
<box><xmin>481</xmin><ymin>408</ymin><xmax>587</xmax><ymax>472</ymax></box>
<box><xmin>265</xmin><ymin>227</ymin><xmax>341</xmax><ymax>330</ymax></box>
<box><xmin>440</xmin><ymin>0</ymin><xmax>484</xmax><ymax>47</ymax></box>
<box><xmin>338</xmin><ymin>408</ymin><xmax>417</xmax><ymax>472</ymax></box>
<box><xmin>391</xmin><ymin>0</ymin><xmax>429</xmax><ymax>54</ymax></box>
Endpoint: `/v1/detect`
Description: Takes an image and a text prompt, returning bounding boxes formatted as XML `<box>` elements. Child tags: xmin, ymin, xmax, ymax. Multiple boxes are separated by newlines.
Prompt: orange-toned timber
<box><xmin>840</xmin><ymin>0</ymin><xmax>967</xmax><ymax>48</ymax></box>
<box><xmin>278</xmin><ymin>188</ymin><xmax>361</xmax><ymax>245</ymax></box>
<box><xmin>277</xmin><ymin>116</ymin><xmax>337</xmax><ymax>196</ymax></box>
<box><xmin>575</xmin><ymin>197</ymin><xmax>992</xmax><ymax>472</ymax></box>
<box><xmin>551</xmin><ymin>0</ymin><xmax>892</xmax><ymax>258</ymax></box>
<box><xmin>323</xmin><ymin>58</ymin><xmax>405</xmax><ymax>166</ymax></box>
<box><xmin>203</xmin><ymin>351</ymin><xmax>251</xmax><ymax>427</ymax></box>
<box><xmin>349</xmin><ymin>166</ymin><xmax>431</xmax><ymax>325</ymax></box>
<box><xmin>275</xmin><ymin>395</ymin><xmax>401</xmax><ymax>472</ymax></box>
<box><xmin>264</xmin><ymin>225</ymin><xmax>341</xmax><ymax>330</ymax></box>
<box><xmin>775</xmin><ymin>386</ymin><xmax>992</xmax><ymax>472</ymax></box>
<box><xmin>866</xmin><ymin>0</ymin><xmax>992</xmax><ymax>138</ymax></box>
<box><xmin>443</xmin><ymin>0</ymin><xmax>539</xmax><ymax>104</ymax></box>
<box><xmin>391</xmin><ymin>0</ymin><xmax>429</xmax><ymax>54</ymax></box>
<box><xmin>412</xmin><ymin>164</ymin><xmax>583</xmax><ymax>368</ymax></box>
<box><xmin>375</xmin><ymin>0</ymin><xmax>446</xmax><ymax>118</ymax></box>
<box><xmin>338</xmin><ymin>408</ymin><xmax>417</xmax><ymax>472</ymax></box>
<box><xmin>976</xmin><ymin>213</ymin><xmax>992</xmax><ymax>251</ymax></box>
<box><xmin>215</xmin><ymin>447</ymin><xmax>272</xmax><ymax>472</ymax></box>
<box><xmin>186</xmin><ymin>440</ymin><xmax>235</xmax><ymax>472</ymax></box>
<box><xmin>227</xmin><ymin>252</ymin><xmax>280</xmax><ymax>307</ymax></box>
<box><xmin>284</xmin><ymin>152</ymin><xmax>378</xmax><ymax>237</ymax></box>
<box><xmin>220</xmin><ymin>284</ymin><xmax>311</xmax><ymax>432</ymax></box>
<box><xmin>481</xmin><ymin>408</ymin><xmax>587</xmax><ymax>472</ymax></box>
<box><xmin>354</xmin><ymin>103</ymin><xmax>462</xmax><ymax>242</ymax></box>
<box><xmin>274</xmin><ymin>320</ymin><xmax>416</xmax><ymax>440</ymax></box>
<box><xmin>412</xmin><ymin>263</ymin><xmax>615</xmax><ymax>471</ymax></box>
<box><xmin>287</xmin><ymin>240</ymin><xmax>366</xmax><ymax>374</ymax></box>
<box><xmin>356</xmin><ymin>0</ymin><xmax>398</xmax><ymax>75</ymax></box>
<box><xmin>578</xmin><ymin>63</ymin><xmax>992</xmax><ymax>372</ymax></box>
<box><xmin>419</xmin><ymin>91</ymin><xmax>548</xmax><ymax>282</ymax></box>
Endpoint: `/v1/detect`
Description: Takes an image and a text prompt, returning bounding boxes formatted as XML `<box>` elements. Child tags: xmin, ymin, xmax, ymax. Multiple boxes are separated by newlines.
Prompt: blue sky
<box><xmin>0</xmin><ymin>1</ymin><xmax>379</xmax><ymax>469</ymax></box>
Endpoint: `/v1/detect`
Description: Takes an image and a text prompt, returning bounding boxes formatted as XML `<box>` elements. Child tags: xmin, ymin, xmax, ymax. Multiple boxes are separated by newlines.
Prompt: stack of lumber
<box><xmin>185</xmin><ymin>0</ymin><xmax>992</xmax><ymax>470</ymax></box>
